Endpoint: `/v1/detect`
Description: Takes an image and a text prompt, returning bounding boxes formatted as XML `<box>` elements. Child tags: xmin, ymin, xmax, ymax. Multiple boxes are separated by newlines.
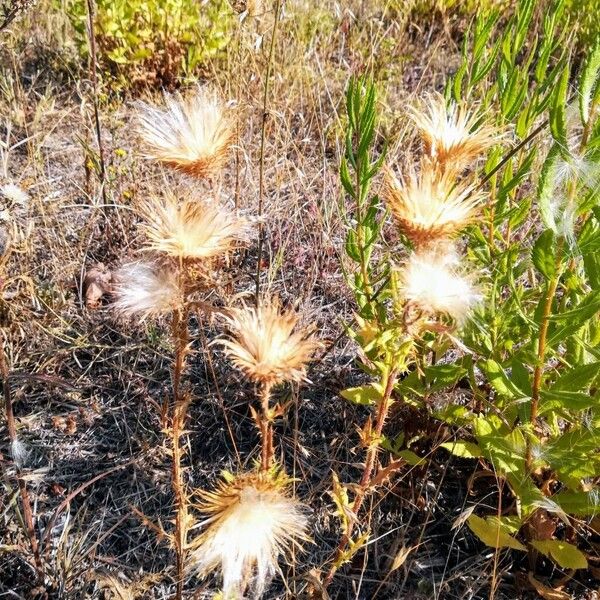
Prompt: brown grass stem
<box><xmin>0</xmin><ymin>340</ymin><xmax>43</xmax><ymax>579</ymax></box>
<box><xmin>85</xmin><ymin>0</ymin><xmax>108</xmax><ymax>207</ymax></box>
<box><xmin>324</xmin><ymin>367</ymin><xmax>398</xmax><ymax>588</ymax></box>
<box><xmin>255</xmin><ymin>0</ymin><xmax>282</xmax><ymax>303</ymax></box>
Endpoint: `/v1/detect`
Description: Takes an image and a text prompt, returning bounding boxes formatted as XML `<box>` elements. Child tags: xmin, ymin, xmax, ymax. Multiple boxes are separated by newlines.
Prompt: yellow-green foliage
<box><xmin>59</xmin><ymin>0</ymin><xmax>232</xmax><ymax>89</ymax></box>
<box><xmin>566</xmin><ymin>0</ymin><xmax>600</xmax><ymax>47</ymax></box>
<box><xmin>407</xmin><ymin>0</ymin><xmax>509</xmax><ymax>16</ymax></box>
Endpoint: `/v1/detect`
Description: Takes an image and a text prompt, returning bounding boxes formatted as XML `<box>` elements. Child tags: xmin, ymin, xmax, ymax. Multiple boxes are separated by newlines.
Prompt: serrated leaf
<box><xmin>530</xmin><ymin>539</ymin><xmax>588</xmax><ymax>570</ymax></box>
<box><xmin>539</xmin><ymin>389</ymin><xmax>598</xmax><ymax>414</ymax></box>
<box><xmin>532</xmin><ymin>230</ymin><xmax>556</xmax><ymax>280</ymax></box>
<box><xmin>580</xmin><ymin>38</ymin><xmax>600</xmax><ymax>125</ymax></box>
<box><xmin>553</xmin><ymin>489</ymin><xmax>600</xmax><ymax>516</ymax></box>
<box><xmin>340</xmin><ymin>384</ymin><xmax>383</xmax><ymax>406</ymax></box>
<box><xmin>549</xmin><ymin>64</ymin><xmax>569</xmax><ymax>148</ymax></box>
<box><xmin>440</xmin><ymin>441</ymin><xmax>482</xmax><ymax>458</ymax></box>
<box><xmin>547</xmin><ymin>291</ymin><xmax>600</xmax><ymax>346</ymax></box>
<box><xmin>481</xmin><ymin>359</ymin><xmax>529</xmax><ymax>400</ymax></box>
<box><xmin>553</xmin><ymin>362</ymin><xmax>600</xmax><ymax>391</ymax></box>
<box><xmin>467</xmin><ymin>514</ymin><xmax>527</xmax><ymax>550</ymax></box>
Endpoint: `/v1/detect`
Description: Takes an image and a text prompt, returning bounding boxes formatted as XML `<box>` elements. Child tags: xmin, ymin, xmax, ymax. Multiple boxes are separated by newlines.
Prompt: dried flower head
<box><xmin>1</xmin><ymin>183</ymin><xmax>30</xmax><ymax>207</ymax></box>
<box><xmin>383</xmin><ymin>164</ymin><xmax>483</xmax><ymax>247</ymax></box>
<box><xmin>190</xmin><ymin>471</ymin><xmax>309</xmax><ymax>599</ymax></box>
<box><xmin>141</xmin><ymin>195</ymin><xmax>251</xmax><ymax>260</ymax></box>
<box><xmin>10</xmin><ymin>438</ymin><xmax>29</xmax><ymax>468</ymax></box>
<box><xmin>409</xmin><ymin>93</ymin><xmax>497</xmax><ymax>174</ymax></box>
<box><xmin>400</xmin><ymin>249</ymin><xmax>480</xmax><ymax>324</ymax></box>
<box><xmin>218</xmin><ymin>300</ymin><xmax>321</xmax><ymax>386</ymax></box>
<box><xmin>136</xmin><ymin>86</ymin><xmax>235</xmax><ymax>179</ymax></box>
<box><xmin>112</xmin><ymin>262</ymin><xmax>181</xmax><ymax>319</ymax></box>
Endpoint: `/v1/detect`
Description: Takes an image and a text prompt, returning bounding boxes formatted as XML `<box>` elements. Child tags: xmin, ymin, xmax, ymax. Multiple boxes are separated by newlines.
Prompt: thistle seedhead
<box><xmin>218</xmin><ymin>299</ymin><xmax>322</xmax><ymax>386</ymax></box>
<box><xmin>140</xmin><ymin>194</ymin><xmax>252</xmax><ymax>261</ymax></box>
<box><xmin>10</xmin><ymin>438</ymin><xmax>29</xmax><ymax>468</ymax></box>
<box><xmin>1</xmin><ymin>183</ymin><xmax>30</xmax><ymax>207</ymax></box>
<box><xmin>189</xmin><ymin>470</ymin><xmax>309</xmax><ymax>599</ymax></box>
<box><xmin>383</xmin><ymin>163</ymin><xmax>483</xmax><ymax>248</ymax></box>
<box><xmin>399</xmin><ymin>249</ymin><xmax>480</xmax><ymax>325</ymax></box>
<box><xmin>409</xmin><ymin>92</ymin><xmax>498</xmax><ymax>175</ymax></box>
<box><xmin>112</xmin><ymin>262</ymin><xmax>182</xmax><ymax>320</ymax></box>
<box><xmin>136</xmin><ymin>85</ymin><xmax>235</xmax><ymax>179</ymax></box>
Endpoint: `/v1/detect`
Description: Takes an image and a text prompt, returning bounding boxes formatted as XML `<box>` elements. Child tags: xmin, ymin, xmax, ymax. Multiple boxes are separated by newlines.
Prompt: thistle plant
<box><xmin>219</xmin><ymin>299</ymin><xmax>321</xmax><ymax>471</ymax></box>
<box><xmin>188</xmin><ymin>300</ymin><xmax>319</xmax><ymax>597</ymax></box>
<box><xmin>188</xmin><ymin>468</ymin><xmax>309</xmax><ymax>599</ymax></box>
<box><xmin>441</xmin><ymin>1</ymin><xmax>600</xmax><ymax>581</ymax></box>
<box><xmin>120</xmin><ymin>85</ymin><xmax>320</xmax><ymax>599</ymax></box>
<box><xmin>379</xmin><ymin>0</ymin><xmax>600</xmax><ymax>591</ymax></box>
<box><xmin>114</xmin><ymin>86</ymin><xmax>244</xmax><ymax>599</ymax></box>
<box><xmin>325</xmin><ymin>78</ymin><xmax>493</xmax><ymax>588</ymax></box>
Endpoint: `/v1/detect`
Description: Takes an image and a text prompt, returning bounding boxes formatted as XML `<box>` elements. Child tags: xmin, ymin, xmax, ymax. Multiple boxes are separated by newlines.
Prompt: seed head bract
<box><xmin>189</xmin><ymin>471</ymin><xmax>309</xmax><ymax>599</ymax></box>
<box><xmin>409</xmin><ymin>92</ymin><xmax>498</xmax><ymax>175</ymax></box>
<box><xmin>383</xmin><ymin>163</ymin><xmax>483</xmax><ymax>248</ymax></box>
<box><xmin>140</xmin><ymin>194</ymin><xmax>252</xmax><ymax>260</ymax></box>
<box><xmin>136</xmin><ymin>85</ymin><xmax>235</xmax><ymax>179</ymax></box>
<box><xmin>218</xmin><ymin>299</ymin><xmax>321</xmax><ymax>386</ymax></box>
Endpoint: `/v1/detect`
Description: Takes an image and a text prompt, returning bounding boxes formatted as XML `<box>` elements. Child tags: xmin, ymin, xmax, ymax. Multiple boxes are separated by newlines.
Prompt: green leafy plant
<box><xmin>60</xmin><ymin>0</ymin><xmax>232</xmax><ymax>89</ymax></box>
<box><xmin>417</xmin><ymin>0</ymin><xmax>600</xmax><ymax>582</ymax></box>
<box><xmin>324</xmin><ymin>72</ymin><xmax>493</xmax><ymax>587</ymax></box>
<box><xmin>329</xmin><ymin>1</ymin><xmax>600</xmax><ymax>593</ymax></box>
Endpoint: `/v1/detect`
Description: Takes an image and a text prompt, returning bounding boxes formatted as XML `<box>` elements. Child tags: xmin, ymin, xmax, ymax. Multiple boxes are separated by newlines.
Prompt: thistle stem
<box><xmin>259</xmin><ymin>381</ymin><xmax>274</xmax><ymax>472</ymax></box>
<box><xmin>324</xmin><ymin>368</ymin><xmax>398</xmax><ymax>588</ymax></box>
<box><xmin>171</xmin><ymin>303</ymin><xmax>190</xmax><ymax>599</ymax></box>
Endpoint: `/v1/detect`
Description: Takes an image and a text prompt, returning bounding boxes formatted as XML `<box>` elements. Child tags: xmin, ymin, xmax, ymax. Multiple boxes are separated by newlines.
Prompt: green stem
<box><xmin>526</xmin><ymin>240</ymin><xmax>563</xmax><ymax>472</ymax></box>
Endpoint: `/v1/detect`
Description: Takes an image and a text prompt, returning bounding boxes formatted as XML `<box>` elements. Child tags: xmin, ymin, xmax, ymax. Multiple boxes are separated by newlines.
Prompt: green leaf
<box><xmin>532</xmin><ymin>230</ymin><xmax>556</xmax><ymax>280</ymax></box>
<box><xmin>546</xmin><ymin>428</ymin><xmax>600</xmax><ymax>488</ymax></box>
<box><xmin>345</xmin><ymin>230</ymin><xmax>361</xmax><ymax>262</ymax></box>
<box><xmin>481</xmin><ymin>359</ymin><xmax>529</xmax><ymax>400</ymax></box>
<box><xmin>396</xmin><ymin>363</ymin><xmax>466</xmax><ymax>398</ymax></box>
<box><xmin>579</xmin><ymin>38</ymin><xmax>600</xmax><ymax>126</ymax></box>
<box><xmin>539</xmin><ymin>389</ymin><xmax>598</xmax><ymax>414</ymax></box>
<box><xmin>340</xmin><ymin>384</ymin><xmax>383</xmax><ymax>406</ymax></box>
<box><xmin>547</xmin><ymin>291</ymin><xmax>600</xmax><ymax>346</ymax></box>
<box><xmin>552</xmin><ymin>362</ymin><xmax>600</xmax><ymax>392</ymax></box>
<box><xmin>340</xmin><ymin>158</ymin><xmax>355</xmax><ymax>199</ymax></box>
<box><xmin>553</xmin><ymin>489</ymin><xmax>600</xmax><ymax>516</ymax></box>
<box><xmin>530</xmin><ymin>540</ymin><xmax>588</xmax><ymax>570</ymax></box>
<box><xmin>394</xmin><ymin>449</ymin><xmax>426</xmax><ymax>466</ymax></box>
<box><xmin>549</xmin><ymin>63</ymin><xmax>569</xmax><ymax>148</ymax></box>
<box><xmin>467</xmin><ymin>514</ymin><xmax>526</xmax><ymax>551</ymax></box>
<box><xmin>440</xmin><ymin>441</ymin><xmax>482</xmax><ymax>459</ymax></box>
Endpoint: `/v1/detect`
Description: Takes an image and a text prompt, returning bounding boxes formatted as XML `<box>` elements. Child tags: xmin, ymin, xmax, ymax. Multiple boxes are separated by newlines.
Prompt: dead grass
<box><xmin>1</xmin><ymin>1</ymin><xmax>598</xmax><ymax>599</ymax></box>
